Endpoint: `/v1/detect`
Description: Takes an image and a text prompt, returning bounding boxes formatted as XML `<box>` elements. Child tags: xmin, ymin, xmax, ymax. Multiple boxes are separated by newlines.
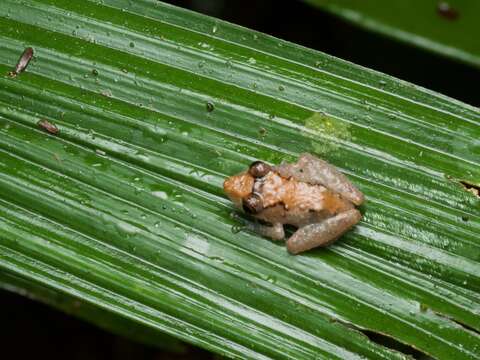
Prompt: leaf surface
<box><xmin>0</xmin><ymin>1</ymin><xmax>479</xmax><ymax>359</ymax></box>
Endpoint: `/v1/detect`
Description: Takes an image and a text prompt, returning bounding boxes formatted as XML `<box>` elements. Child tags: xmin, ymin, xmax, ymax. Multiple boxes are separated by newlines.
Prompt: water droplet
<box><xmin>247</xmin><ymin>57</ymin><xmax>256</xmax><ymax>65</ymax></box>
<box><xmin>278</xmin><ymin>85</ymin><xmax>285</xmax><ymax>91</ymax></box>
<box><xmin>197</xmin><ymin>42</ymin><xmax>211</xmax><ymax>49</ymax></box>
<box><xmin>265</xmin><ymin>275</ymin><xmax>276</xmax><ymax>284</ymax></box>
<box><xmin>116</xmin><ymin>221</ymin><xmax>138</xmax><ymax>237</ymax></box>
<box><xmin>212</xmin><ymin>25</ymin><xmax>217</xmax><ymax>34</ymax></box>
<box><xmin>151</xmin><ymin>191</ymin><xmax>168</xmax><ymax>199</ymax></box>
<box><xmin>231</xmin><ymin>225</ymin><xmax>243</xmax><ymax>234</ymax></box>
<box><xmin>129</xmin><ymin>41</ymin><xmax>135</xmax><ymax>48</ymax></box>
<box><xmin>101</xmin><ymin>89</ymin><xmax>112</xmax><ymax>97</ymax></box>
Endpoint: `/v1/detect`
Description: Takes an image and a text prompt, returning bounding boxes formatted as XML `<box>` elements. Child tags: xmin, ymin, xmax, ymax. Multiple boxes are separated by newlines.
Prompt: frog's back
<box><xmin>256</xmin><ymin>172</ymin><xmax>353</xmax><ymax>227</ymax></box>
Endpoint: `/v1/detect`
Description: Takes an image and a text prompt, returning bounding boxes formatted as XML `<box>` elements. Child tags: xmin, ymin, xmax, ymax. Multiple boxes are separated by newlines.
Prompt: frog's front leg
<box><xmin>286</xmin><ymin>209</ymin><xmax>361</xmax><ymax>254</ymax></box>
<box><xmin>246</xmin><ymin>222</ymin><xmax>285</xmax><ymax>241</ymax></box>
<box><xmin>276</xmin><ymin>153</ymin><xmax>364</xmax><ymax>206</ymax></box>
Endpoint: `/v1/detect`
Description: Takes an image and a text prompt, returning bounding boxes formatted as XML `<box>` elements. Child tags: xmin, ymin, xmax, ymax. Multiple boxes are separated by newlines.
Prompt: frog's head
<box><xmin>223</xmin><ymin>161</ymin><xmax>272</xmax><ymax>215</ymax></box>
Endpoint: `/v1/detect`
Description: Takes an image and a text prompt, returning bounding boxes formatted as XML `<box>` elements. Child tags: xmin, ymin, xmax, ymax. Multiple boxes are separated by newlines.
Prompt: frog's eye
<box><xmin>242</xmin><ymin>194</ymin><xmax>263</xmax><ymax>214</ymax></box>
<box><xmin>249</xmin><ymin>161</ymin><xmax>271</xmax><ymax>178</ymax></box>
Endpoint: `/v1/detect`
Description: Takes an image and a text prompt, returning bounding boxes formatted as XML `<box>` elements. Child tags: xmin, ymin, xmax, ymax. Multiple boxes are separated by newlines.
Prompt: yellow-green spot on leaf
<box><xmin>304</xmin><ymin>112</ymin><xmax>351</xmax><ymax>155</ymax></box>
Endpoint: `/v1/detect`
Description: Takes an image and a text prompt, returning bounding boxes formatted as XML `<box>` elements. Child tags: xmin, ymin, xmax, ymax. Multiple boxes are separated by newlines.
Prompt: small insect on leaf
<box><xmin>8</xmin><ymin>47</ymin><xmax>34</xmax><ymax>77</ymax></box>
<box><xmin>37</xmin><ymin>119</ymin><xmax>59</xmax><ymax>135</ymax></box>
<box><xmin>437</xmin><ymin>1</ymin><xmax>459</xmax><ymax>20</ymax></box>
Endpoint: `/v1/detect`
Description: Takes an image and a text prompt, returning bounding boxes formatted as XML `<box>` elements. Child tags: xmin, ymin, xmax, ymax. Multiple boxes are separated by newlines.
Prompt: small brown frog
<box><xmin>223</xmin><ymin>153</ymin><xmax>365</xmax><ymax>254</ymax></box>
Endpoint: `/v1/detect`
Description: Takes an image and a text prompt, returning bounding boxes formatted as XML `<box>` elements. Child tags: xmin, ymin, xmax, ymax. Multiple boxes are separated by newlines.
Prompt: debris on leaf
<box><xmin>37</xmin><ymin>119</ymin><xmax>59</xmax><ymax>135</ymax></box>
<box><xmin>8</xmin><ymin>47</ymin><xmax>34</xmax><ymax>77</ymax></box>
<box><xmin>459</xmin><ymin>180</ymin><xmax>480</xmax><ymax>198</ymax></box>
<box><xmin>206</xmin><ymin>101</ymin><xmax>215</xmax><ymax>112</ymax></box>
<box><xmin>437</xmin><ymin>1</ymin><xmax>459</xmax><ymax>20</ymax></box>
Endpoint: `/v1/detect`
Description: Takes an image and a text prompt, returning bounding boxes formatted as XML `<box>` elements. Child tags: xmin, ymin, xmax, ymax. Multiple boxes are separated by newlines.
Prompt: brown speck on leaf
<box><xmin>38</xmin><ymin>119</ymin><xmax>59</xmax><ymax>135</ymax></box>
<box><xmin>9</xmin><ymin>47</ymin><xmax>34</xmax><ymax>77</ymax></box>
<box><xmin>437</xmin><ymin>1</ymin><xmax>459</xmax><ymax>20</ymax></box>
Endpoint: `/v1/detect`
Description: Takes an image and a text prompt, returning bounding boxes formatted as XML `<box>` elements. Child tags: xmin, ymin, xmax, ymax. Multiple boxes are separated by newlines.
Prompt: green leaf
<box><xmin>303</xmin><ymin>0</ymin><xmax>480</xmax><ymax>68</ymax></box>
<box><xmin>0</xmin><ymin>0</ymin><xmax>479</xmax><ymax>358</ymax></box>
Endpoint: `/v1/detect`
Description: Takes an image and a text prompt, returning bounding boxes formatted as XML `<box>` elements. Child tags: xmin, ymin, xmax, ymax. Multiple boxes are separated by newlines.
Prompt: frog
<box><xmin>223</xmin><ymin>153</ymin><xmax>365</xmax><ymax>254</ymax></box>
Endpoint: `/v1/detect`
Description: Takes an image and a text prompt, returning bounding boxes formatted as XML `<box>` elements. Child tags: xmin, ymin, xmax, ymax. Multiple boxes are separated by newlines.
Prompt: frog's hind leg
<box><xmin>286</xmin><ymin>209</ymin><xmax>361</xmax><ymax>254</ymax></box>
<box><xmin>246</xmin><ymin>222</ymin><xmax>285</xmax><ymax>241</ymax></box>
<box><xmin>276</xmin><ymin>153</ymin><xmax>364</xmax><ymax>206</ymax></box>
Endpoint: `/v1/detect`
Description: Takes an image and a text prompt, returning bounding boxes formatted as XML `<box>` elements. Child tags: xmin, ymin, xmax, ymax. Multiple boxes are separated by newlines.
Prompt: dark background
<box><xmin>3</xmin><ymin>1</ymin><xmax>478</xmax><ymax>359</ymax></box>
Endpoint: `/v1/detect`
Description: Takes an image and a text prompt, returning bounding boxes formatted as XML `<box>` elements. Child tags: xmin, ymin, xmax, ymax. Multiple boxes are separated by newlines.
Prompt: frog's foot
<box><xmin>246</xmin><ymin>222</ymin><xmax>285</xmax><ymax>241</ymax></box>
<box><xmin>286</xmin><ymin>209</ymin><xmax>361</xmax><ymax>254</ymax></box>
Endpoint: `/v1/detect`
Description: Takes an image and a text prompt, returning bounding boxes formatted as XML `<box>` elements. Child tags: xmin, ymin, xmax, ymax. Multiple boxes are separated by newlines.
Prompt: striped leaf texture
<box><xmin>0</xmin><ymin>1</ymin><xmax>479</xmax><ymax>358</ymax></box>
